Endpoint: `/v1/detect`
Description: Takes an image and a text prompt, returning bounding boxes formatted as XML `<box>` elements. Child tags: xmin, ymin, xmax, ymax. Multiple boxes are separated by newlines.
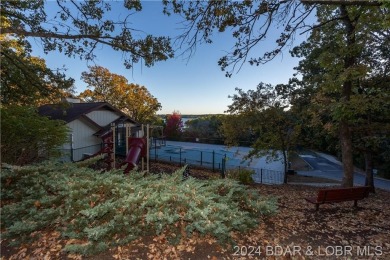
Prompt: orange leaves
<box><xmin>146</xmin><ymin>235</ymin><xmax>179</xmax><ymax>259</ymax></box>
<box><xmin>79</xmin><ymin>65</ymin><xmax>161</xmax><ymax>122</ymax></box>
<box><xmin>11</xmin><ymin>247</ymin><xmax>27</xmax><ymax>260</ymax></box>
<box><xmin>34</xmin><ymin>200</ymin><xmax>42</xmax><ymax>209</ymax></box>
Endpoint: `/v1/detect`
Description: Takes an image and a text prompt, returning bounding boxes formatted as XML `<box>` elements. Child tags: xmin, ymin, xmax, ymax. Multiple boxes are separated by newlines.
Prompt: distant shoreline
<box><xmin>157</xmin><ymin>114</ymin><xmax>224</xmax><ymax>118</ymax></box>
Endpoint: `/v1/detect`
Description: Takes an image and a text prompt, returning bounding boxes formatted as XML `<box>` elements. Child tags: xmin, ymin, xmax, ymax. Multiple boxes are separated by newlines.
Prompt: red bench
<box><xmin>305</xmin><ymin>186</ymin><xmax>370</xmax><ymax>211</ymax></box>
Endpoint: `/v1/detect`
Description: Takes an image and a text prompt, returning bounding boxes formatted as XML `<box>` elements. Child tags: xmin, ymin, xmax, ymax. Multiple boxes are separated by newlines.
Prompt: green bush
<box><xmin>0</xmin><ymin>105</ymin><xmax>69</xmax><ymax>165</ymax></box>
<box><xmin>1</xmin><ymin>161</ymin><xmax>277</xmax><ymax>255</ymax></box>
<box><xmin>226</xmin><ymin>168</ymin><xmax>255</xmax><ymax>185</ymax></box>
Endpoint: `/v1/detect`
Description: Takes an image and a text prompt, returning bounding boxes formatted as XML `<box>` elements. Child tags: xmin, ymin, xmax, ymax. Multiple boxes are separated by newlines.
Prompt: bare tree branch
<box><xmin>301</xmin><ymin>0</ymin><xmax>382</xmax><ymax>5</ymax></box>
<box><xmin>1</xmin><ymin>1</ymin><xmax>174</xmax><ymax>69</ymax></box>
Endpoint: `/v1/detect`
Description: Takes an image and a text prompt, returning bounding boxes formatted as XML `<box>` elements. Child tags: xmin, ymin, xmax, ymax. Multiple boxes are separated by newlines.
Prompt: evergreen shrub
<box><xmin>1</xmin><ymin>161</ymin><xmax>277</xmax><ymax>255</ymax></box>
<box><xmin>226</xmin><ymin>168</ymin><xmax>255</xmax><ymax>185</ymax></box>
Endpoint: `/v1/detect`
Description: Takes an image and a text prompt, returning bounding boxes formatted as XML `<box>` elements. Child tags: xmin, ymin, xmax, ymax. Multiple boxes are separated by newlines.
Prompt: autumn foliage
<box><xmin>164</xmin><ymin>111</ymin><xmax>184</xmax><ymax>139</ymax></box>
<box><xmin>79</xmin><ymin>66</ymin><xmax>161</xmax><ymax>123</ymax></box>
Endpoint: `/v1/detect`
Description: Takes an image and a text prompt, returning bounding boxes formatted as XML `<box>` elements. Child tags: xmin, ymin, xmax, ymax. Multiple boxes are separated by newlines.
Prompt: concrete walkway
<box><xmin>296</xmin><ymin>151</ymin><xmax>390</xmax><ymax>191</ymax></box>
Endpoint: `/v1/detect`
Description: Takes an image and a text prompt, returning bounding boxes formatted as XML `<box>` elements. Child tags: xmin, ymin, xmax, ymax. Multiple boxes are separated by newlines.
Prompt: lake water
<box><xmin>182</xmin><ymin>117</ymin><xmax>196</xmax><ymax>127</ymax></box>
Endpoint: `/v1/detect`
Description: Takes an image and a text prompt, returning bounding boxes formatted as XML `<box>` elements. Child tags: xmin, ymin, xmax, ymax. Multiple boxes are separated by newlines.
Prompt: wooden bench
<box><xmin>305</xmin><ymin>186</ymin><xmax>370</xmax><ymax>211</ymax></box>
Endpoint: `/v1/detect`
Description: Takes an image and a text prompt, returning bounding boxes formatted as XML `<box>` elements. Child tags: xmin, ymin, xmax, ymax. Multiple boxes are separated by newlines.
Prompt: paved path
<box><xmin>297</xmin><ymin>150</ymin><xmax>390</xmax><ymax>191</ymax></box>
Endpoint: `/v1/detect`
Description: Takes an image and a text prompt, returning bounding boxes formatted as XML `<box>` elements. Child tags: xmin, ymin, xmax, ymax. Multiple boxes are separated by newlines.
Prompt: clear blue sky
<box><xmin>30</xmin><ymin>1</ymin><xmax>308</xmax><ymax>115</ymax></box>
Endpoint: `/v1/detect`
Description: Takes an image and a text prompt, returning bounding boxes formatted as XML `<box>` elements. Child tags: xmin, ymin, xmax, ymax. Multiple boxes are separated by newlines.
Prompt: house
<box><xmin>38</xmin><ymin>98</ymin><xmax>139</xmax><ymax>161</ymax></box>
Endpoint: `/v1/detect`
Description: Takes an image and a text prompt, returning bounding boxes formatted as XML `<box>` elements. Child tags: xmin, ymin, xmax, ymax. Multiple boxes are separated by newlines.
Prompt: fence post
<box><xmin>70</xmin><ymin>134</ymin><xmax>74</xmax><ymax>162</ymax></box>
<box><xmin>261</xmin><ymin>168</ymin><xmax>263</xmax><ymax>183</ymax></box>
<box><xmin>111</xmin><ymin>123</ymin><xmax>116</xmax><ymax>169</ymax></box>
<box><xmin>154</xmin><ymin>139</ymin><xmax>157</xmax><ymax>162</ymax></box>
<box><xmin>180</xmin><ymin>148</ymin><xmax>182</xmax><ymax>167</ymax></box>
<box><xmin>212</xmin><ymin>150</ymin><xmax>215</xmax><ymax>172</ymax></box>
<box><xmin>221</xmin><ymin>155</ymin><xmax>226</xmax><ymax>179</ymax></box>
<box><xmin>125</xmin><ymin>123</ymin><xmax>129</xmax><ymax>154</ymax></box>
<box><xmin>200</xmin><ymin>151</ymin><xmax>203</xmax><ymax>166</ymax></box>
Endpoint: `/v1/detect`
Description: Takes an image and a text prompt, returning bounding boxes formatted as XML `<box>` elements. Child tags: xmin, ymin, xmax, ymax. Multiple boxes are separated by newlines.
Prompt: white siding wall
<box><xmin>58</xmin><ymin>135</ymin><xmax>72</xmax><ymax>162</ymax></box>
<box><xmin>67</xmin><ymin>118</ymin><xmax>102</xmax><ymax>161</ymax></box>
<box><xmin>86</xmin><ymin>109</ymin><xmax>120</xmax><ymax>127</ymax></box>
<box><xmin>57</xmin><ymin>108</ymin><xmax>136</xmax><ymax>161</ymax></box>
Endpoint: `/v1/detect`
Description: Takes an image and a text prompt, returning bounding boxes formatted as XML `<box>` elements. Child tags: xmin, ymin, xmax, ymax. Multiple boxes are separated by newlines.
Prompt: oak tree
<box><xmin>163</xmin><ymin>0</ymin><xmax>389</xmax><ymax>187</ymax></box>
<box><xmin>290</xmin><ymin>4</ymin><xmax>390</xmax><ymax>188</ymax></box>
<box><xmin>1</xmin><ymin>1</ymin><xmax>174</xmax><ymax>106</ymax></box>
<box><xmin>223</xmin><ymin>83</ymin><xmax>301</xmax><ymax>183</ymax></box>
<box><xmin>1</xmin><ymin>0</ymin><xmax>174</xmax><ymax>69</ymax></box>
<box><xmin>0</xmin><ymin>33</ymin><xmax>74</xmax><ymax>105</ymax></box>
<box><xmin>79</xmin><ymin>66</ymin><xmax>162</xmax><ymax>123</ymax></box>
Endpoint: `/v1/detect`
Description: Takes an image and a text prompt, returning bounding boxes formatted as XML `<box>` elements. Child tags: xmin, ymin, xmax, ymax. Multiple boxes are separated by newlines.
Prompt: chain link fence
<box><xmin>228</xmin><ymin>166</ymin><xmax>285</xmax><ymax>185</ymax></box>
<box><xmin>58</xmin><ymin>144</ymin><xmax>102</xmax><ymax>162</ymax></box>
<box><xmin>58</xmin><ymin>141</ymin><xmax>285</xmax><ymax>184</ymax></box>
<box><xmin>150</xmin><ymin>143</ymin><xmax>285</xmax><ymax>184</ymax></box>
<box><xmin>150</xmin><ymin>145</ymin><xmax>227</xmax><ymax>172</ymax></box>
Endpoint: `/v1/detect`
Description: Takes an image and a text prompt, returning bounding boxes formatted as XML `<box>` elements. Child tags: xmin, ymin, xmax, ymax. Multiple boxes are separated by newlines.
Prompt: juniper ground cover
<box><xmin>1</xmin><ymin>159</ymin><xmax>277</xmax><ymax>257</ymax></box>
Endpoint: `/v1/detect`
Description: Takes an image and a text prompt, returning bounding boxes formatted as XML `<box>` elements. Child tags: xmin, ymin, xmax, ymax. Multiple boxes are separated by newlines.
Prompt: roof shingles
<box><xmin>38</xmin><ymin>102</ymin><xmax>136</xmax><ymax>124</ymax></box>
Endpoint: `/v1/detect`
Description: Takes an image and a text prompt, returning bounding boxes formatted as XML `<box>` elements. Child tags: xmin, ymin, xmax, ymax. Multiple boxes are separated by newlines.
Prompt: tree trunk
<box><xmin>340</xmin><ymin>120</ymin><xmax>354</xmax><ymax>187</ymax></box>
<box><xmin>283</xmin><ymin>150</ymin><xmax>288</xmax><ymax>184</ymax></box>
<box><xmin>364</xmin><ymin>151</ymin><xmax>375</xmax><ymax>193</ymax></box>
<box><xmin>339</xmin><ymin>5</ymin><xmax>356</xmax><ymax>187</ymax></box>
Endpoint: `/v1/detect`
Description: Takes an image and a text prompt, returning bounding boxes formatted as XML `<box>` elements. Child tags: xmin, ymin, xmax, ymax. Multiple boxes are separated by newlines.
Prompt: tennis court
<box><xmin>150</xmin><ymin>140</ymin><xmax>285</xmax><ymax>184</ymax></box>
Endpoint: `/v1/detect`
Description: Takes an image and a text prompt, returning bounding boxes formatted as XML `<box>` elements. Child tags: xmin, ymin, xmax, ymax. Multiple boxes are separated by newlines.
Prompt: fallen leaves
<box><xmin>10</xmin><ymin>247</ymin><xmax>27</xmax><ymax>260</ymax></box>
<box><xmin>236</xmin><ymin>184</ymin><xmax>390</xmax><ymax>259</ymax></box>
<box><xmin>89</xmin><ymin>181</ymin><xmax>390</xmax><ymax>259</ymax></box>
